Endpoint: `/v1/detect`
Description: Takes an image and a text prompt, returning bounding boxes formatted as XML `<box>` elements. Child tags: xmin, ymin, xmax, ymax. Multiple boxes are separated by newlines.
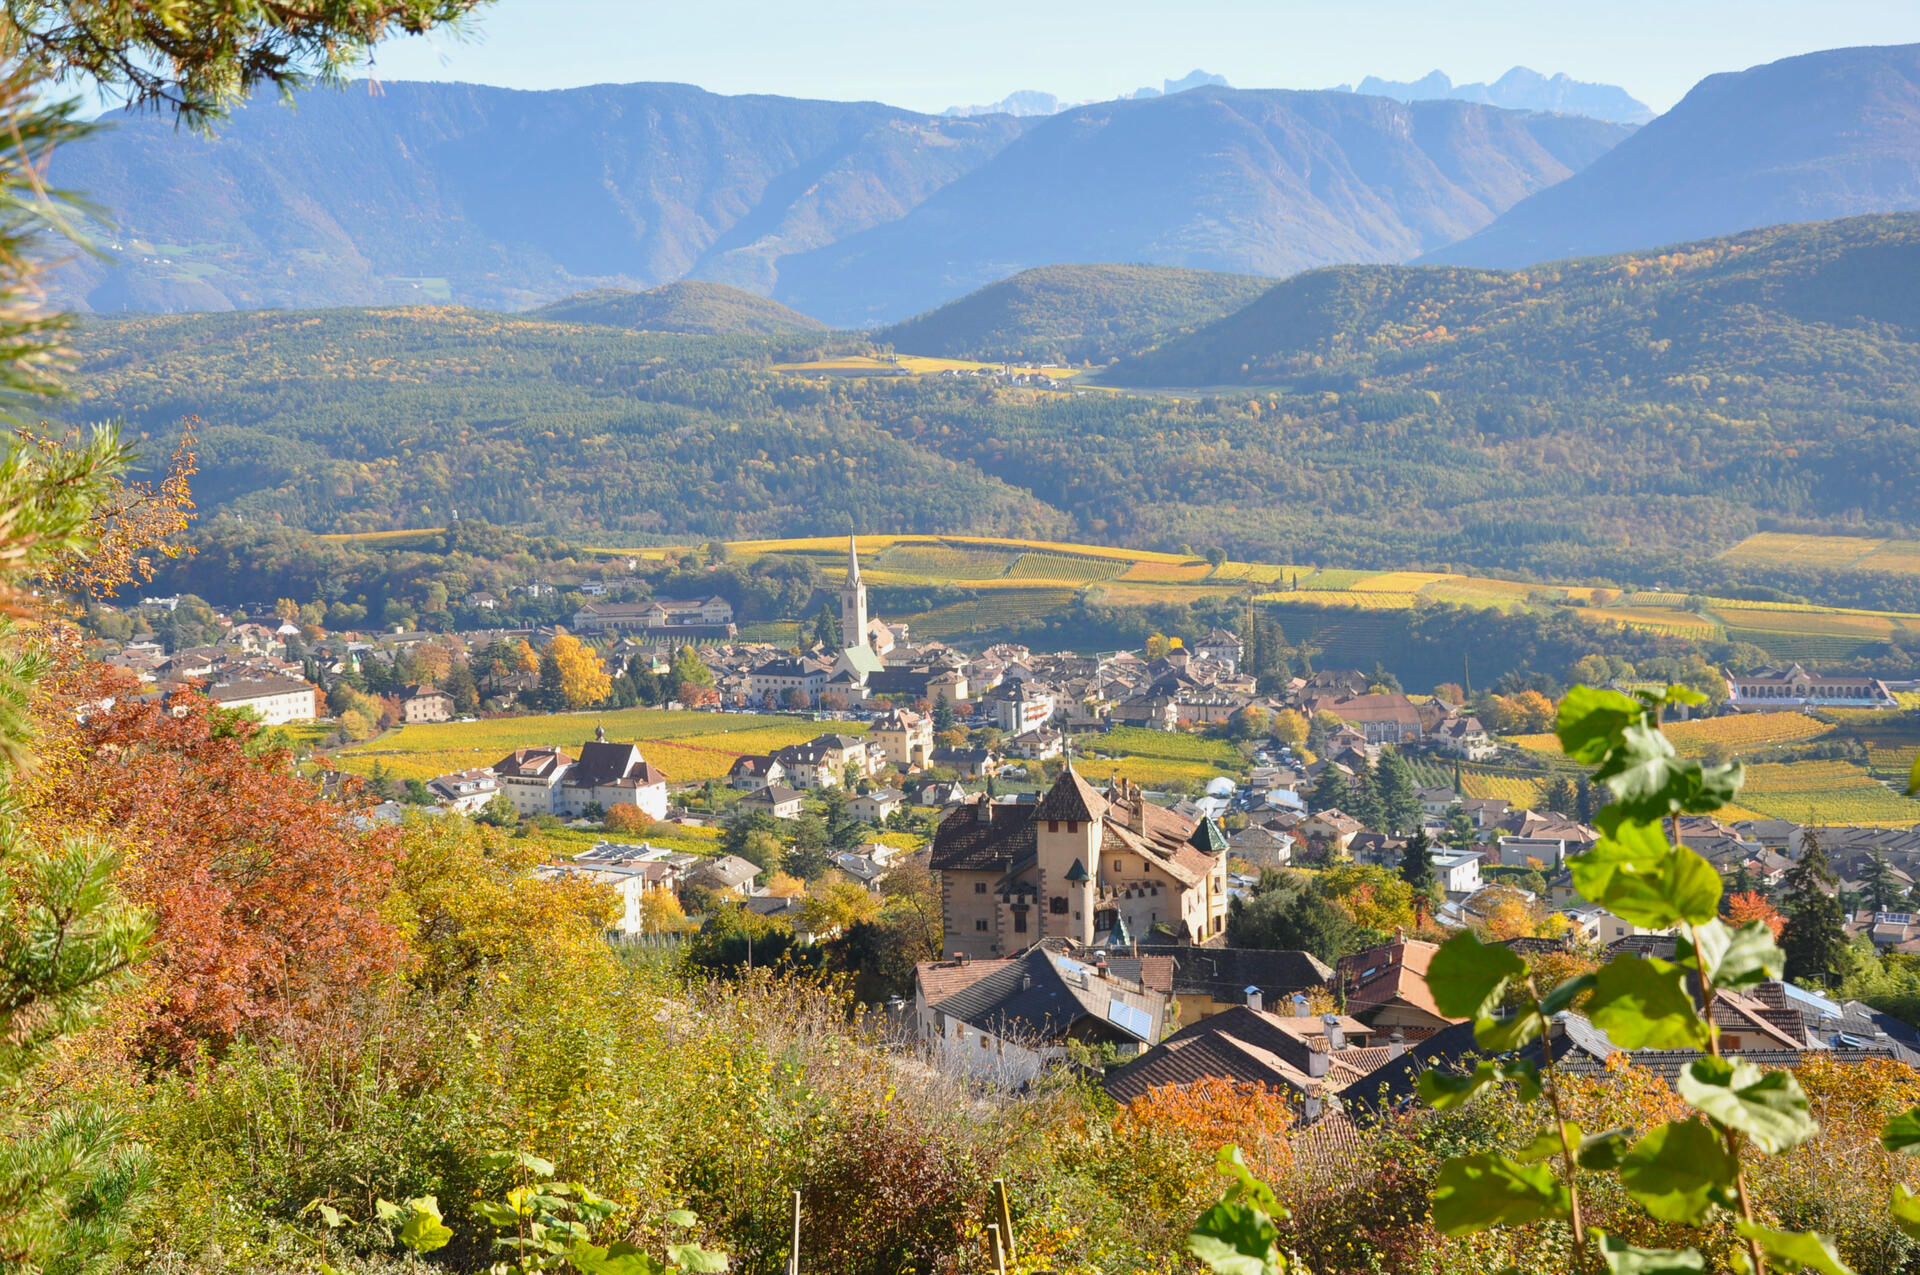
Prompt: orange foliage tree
<box><xmin>1726</xmin><ymin>888</ymin><xmax>1786</xmax><ymax>938</ymax></box>
<box><xmin>1110</xmin><ymin>1076</ymin><xmax>1296</xmax><ymax>1235</ymax></box>
<box><xmin>29</xmin><ymin>671</ymin><xmax>408</xmax><ymax>1059</ymax></box>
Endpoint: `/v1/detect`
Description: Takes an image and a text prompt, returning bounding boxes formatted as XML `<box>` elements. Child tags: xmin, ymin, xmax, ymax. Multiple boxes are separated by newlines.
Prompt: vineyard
<box><xmin>332</xmin><ymin>710</ymin><xmax>847</xmax><ymax>785</ymax></box>
<box><xmin>1737</xmin><ymin>760</ymin><xmax>1920</xmax><ymax>827</ymax></box>
<box><xmin>1080</xmin><ymin>725</ymin><xmax>1242</xmax><ymax>767</ymax></box>
<box><xmin>1006</xmin><ymin>551</ymin><xmax>1129</xmax><ymax>583</ymax></box>
<box><xmin>1069</xmin><ymin>755</ymin><xmax>1230</xmax><ymax>789</ymax></box>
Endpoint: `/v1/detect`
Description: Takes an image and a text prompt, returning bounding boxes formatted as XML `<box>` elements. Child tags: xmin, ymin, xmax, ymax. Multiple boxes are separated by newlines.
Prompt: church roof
<box><xmin>1189</xmin><ymin>814</ymin><xmax>1229</xmax><ymax>856</ymax></box>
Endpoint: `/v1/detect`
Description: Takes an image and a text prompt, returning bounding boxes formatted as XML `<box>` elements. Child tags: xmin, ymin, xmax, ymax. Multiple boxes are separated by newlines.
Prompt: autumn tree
<box><xmin>1727</xmin><ymin>888</ymin><xmax>1786</xmax><ymax>939</ymax></box>
<box><xmin>604</xmin><ymin>802</ymin><xmax>654</xmax><ymax>835</ymax></box>
<box><xmin>30</xmin><ymin>677</ymin><xmax>410</xmax><ymax>1058</ymax></box>
<box><xmin>1316</xmin><ymin>863</ymin><xmax>1415</xmax><ymax>936</ymax></box>
<box><xmin>799</xmin><ymin>879</ymin><xmax>882</xmax><ymax>935</ymax></box>
<box><xmin>1268</xmin><ymin>708</ymin><xmax>1308</xmax><ymax>749</ymax></box>
<box><xmin>543</xmin><ymin>633</ymin><xmax>611</xmax><ymax>708</ymax></box>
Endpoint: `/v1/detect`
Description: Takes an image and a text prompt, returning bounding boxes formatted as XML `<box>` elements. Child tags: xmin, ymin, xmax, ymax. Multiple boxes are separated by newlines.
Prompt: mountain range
<box><xmin>49</xmin><ymin>80</ymin><xmax>1623</xmax><ymax>325</ymax></box>
<box><xmin>1426</xmin><ymin>43</ymin><xmax>1920</xmax><ymax>268</ymax></box>
<box><xmin>1349</xmin><ymin>68</ymin><xmax>1653</xmax><ymax>124</ymax></box>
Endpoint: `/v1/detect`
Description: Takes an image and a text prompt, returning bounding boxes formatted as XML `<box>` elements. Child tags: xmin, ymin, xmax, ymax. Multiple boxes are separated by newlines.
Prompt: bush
<box><xmin>604</xmin><ymin>802</ymin><xmax>655</xmax><ymax>834</ymax></box>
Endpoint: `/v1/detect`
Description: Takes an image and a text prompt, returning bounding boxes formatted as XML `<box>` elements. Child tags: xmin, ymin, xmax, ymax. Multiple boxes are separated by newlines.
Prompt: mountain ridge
<box><xmin>529</xmin><ymin>282</ymin><xmax>825</xmax><ymax>334</ymax></box>
<box><xmin>1422</xmin><ymin>42</ymin><xmax>1920</xmax><ymax>268</ymax></box>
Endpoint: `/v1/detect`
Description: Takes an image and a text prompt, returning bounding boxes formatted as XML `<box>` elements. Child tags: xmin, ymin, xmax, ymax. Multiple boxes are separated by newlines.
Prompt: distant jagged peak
<box><xmin>942</xmin><ymin>70</ymin><xmax>1232</xmax><ymax>118</ymax></box>
<box><xmin>1348</xmin><ymin>66</ymin><xmax>1654</xmax><ymax>124</ymax></box>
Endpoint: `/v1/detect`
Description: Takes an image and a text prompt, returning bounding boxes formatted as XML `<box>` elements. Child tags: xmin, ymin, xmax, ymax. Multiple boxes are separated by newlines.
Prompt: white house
<box><xmin>491</xmin><ymin>747</ymin><xmax>573</xmax><ymax>817</ymax></box>
<box><xmin>428</xmin><ymin>767</ymin><xmax>499</xmax><ymax>813</ymax></box>
<box><xmin>201</xmin><ymin>674</ymin><xmax>320</xmax><ymax>725</ymax></box>
<box><xmin>849</xmin><ymin>788</ymin><xmax>905</xmax><ymax>823</ymax></box>
<box><xmin>1431</xmin><ymin>849</ymin><xmax>1483</xmax><ymax>895</ymax></box>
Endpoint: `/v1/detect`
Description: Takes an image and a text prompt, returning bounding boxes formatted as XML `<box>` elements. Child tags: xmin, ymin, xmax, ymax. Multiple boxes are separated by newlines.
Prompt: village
<box><xmin>82</xmin><ymin>536</ymin><xmax>1920</xmax><ymax>1117</ymax></box>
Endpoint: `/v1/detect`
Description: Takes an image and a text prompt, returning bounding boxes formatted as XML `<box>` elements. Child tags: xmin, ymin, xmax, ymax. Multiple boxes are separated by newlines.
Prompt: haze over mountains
<box><xmin>1426</xmin><ymin>43</ymin><xmax>1920</xmax><ymax>267</ymax></box>
<box><xmin>1348</xmin><ymin>68</ymin><xmax>1653</xmax><ymax>124</ymax></box>
<box><xmin>45</xmin><ymin>41</ymin><xmax>1920</xmax><ymax>329</ymax></box>
<box><xmin>51</xmin><ymin>79</ymin><xmax>1622</xmax><ymax>325</ymax></box>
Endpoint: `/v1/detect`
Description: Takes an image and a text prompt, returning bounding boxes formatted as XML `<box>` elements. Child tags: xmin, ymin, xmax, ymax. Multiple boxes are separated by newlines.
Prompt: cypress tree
<box><xmin>1400</xmin><ymin>825</ymin><xmax>1436</xmax><ymax>898</ymax></box>
<box><xmin>1307</xmin><ymin>765</ymin><xmax>1349</xmax><ymax>814</ymax></box>
<box><xmin>1779</xmin><ymin>830</ymin><xmax>1849</xmax><ymax>986</ymax></box>
<box><xmin>1862</xmin><ymin>848</ymin><xmax>1903</xmax><ymax>914</ymax></box>
<box><xmin>1376</xmin><ymin>750</ymin><xmax>1422</xmax><ymax>835</ymax></box>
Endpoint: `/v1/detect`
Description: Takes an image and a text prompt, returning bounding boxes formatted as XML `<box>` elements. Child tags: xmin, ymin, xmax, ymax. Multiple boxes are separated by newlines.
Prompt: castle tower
<box><xmin>1033</xmin><ymin>767</ymin><xmax>1107</xmax><ymax>944</ymax></box>
<box><xmin>840</xmin><ymin>534</ymin><xmax>869</xmax><ymax>650</ymax></box>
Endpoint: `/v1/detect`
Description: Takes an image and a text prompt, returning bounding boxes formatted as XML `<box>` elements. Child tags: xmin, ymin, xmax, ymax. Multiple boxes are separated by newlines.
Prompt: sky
<box><xmin>355</xmin><ymin>0</ymin><xmax>1920</xmax><ymax>115</ymax></box>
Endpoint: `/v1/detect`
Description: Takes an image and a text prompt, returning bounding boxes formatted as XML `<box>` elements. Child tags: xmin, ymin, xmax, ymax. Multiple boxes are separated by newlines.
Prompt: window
<box><xmin>975</xmin><ymin>919</ymin><xmax>989</xmax><ymax>932</ymax></box>
<box><xmin>1013</xmin><ymin>910</ymin><xmax>1028</xmax><ymax>933</ymax></box>
<box><xmin>1048</xmin><ymin>820</ymin><xmax>1058</xmax><ymax>832</ymax></box>
<box><xmin>1049</xmin><ymin>896</ymin><xmax>1068</xmax><ymax>915</ymax></box>
<box><xmin>980</xmin><ymin>1036</ymin><xmax>989</xmax><ymax>1049</ymax></box>
<box><xmin>1067</xmin><ymin>821</ymin><xmax>1079</xmax><ymax>833</ymax></box>
<box><xmin>974</xmin><ymin>881</ymin><xmax>987</xmax><ymax>894</ymax></box>
<box><xmin>1112</xmin><ymin>860</ymin><xmax>1122</xmax><ymax>874</ymax></box>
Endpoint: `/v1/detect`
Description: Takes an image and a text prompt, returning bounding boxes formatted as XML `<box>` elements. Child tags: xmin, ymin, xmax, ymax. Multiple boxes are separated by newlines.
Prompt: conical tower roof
<box><xmin>1189</xmin><ymin>813</ymin><xmax>1229</xmax><ymax>855</ymax></box>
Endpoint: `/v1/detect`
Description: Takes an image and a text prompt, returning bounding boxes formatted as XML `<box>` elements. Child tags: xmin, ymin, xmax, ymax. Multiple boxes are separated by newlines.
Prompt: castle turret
<box><xmin>1033</xmin><ymin>767</ymin><xmax>1107</xmax><ymax>944</ymax></box>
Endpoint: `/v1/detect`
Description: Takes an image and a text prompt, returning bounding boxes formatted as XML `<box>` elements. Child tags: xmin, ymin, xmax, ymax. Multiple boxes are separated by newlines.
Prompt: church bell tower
<box><xmin>840</xmin><ymin>535</ymin><xmax>869</xmax><ymax>650</ymax></box>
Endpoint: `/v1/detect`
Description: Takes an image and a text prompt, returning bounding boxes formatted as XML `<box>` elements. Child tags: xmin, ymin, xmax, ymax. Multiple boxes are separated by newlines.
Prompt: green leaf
<box><xmin>1188</xmin><ymin>1201</ymin><xmax>1282</xmax><ymax>1275</ymax></box>
<box><xmin>1430</xmin><ymin>1153</ymin><xmax>1570</xmax><ymax>1235</ymax></box>
<box><xmin>663</xmin><ymin>1209</ymin><xmax>698</xmax><ymax>1228</ymax></box>
<box><xmin>1558</xmin><ymin>685</ymin><xmax>1643</xmax><ymax>764</ymax></box>
<box><xmin>1734</xmin><ymin>1222</ymin><xmax>1855</xmax><ymax>1275</ymax></box>
<box><xmin>1428</xmin><ymin>931</ymin><xmax>1528</xmax><ymax>1019</ymax></box>
<box><xmin>475</xmin><ymin>1199</ymin><xmax>522</xmax><ymax>1228</ymax></box>
<box><xmin>1882</xmin><ymin>1107</ymin><xmax>1920</xmax><ymax>1153</ymax></box>
<box><xmin>517</xmin><ymin>1150</ymin><xmax>558</xmax><ymax>1177</ymax></box>
<box><xmin>1473</xmin><ymin>1009</ymin><xmax>1543</xmax><ymax>1053</ymax></box>
<box><xmin>1655</xmin><ymin>683</ymin><xmax>1709</xmax><ymax>709</ymax></box>
<box><xmin>1678</xmin><ymin>1057</ymin><xmax>1817</xmax><ymax>1153</ymax></box>
<box><xmin>570</xmin><ymin>1239</ymin><xmax>669</xmax><ymax>1275</ymax></box>
<box><xmin>1509</xmin><ymin>1124</ymin><xmax>1580</xmax><ymax>1164</ymax></box>
<box><xmin>1677</xmin><ymin>920</ymin><xmax>1784</xmax><ymax>992</ymax></box>
<box><xmin>1214</xmin><ymin>1144</ymin><xmax>1283</xmax><ymax>1215</ymax></box>
<box><xmin>1908</xmin><ymin>751</ymin><xmax>1919</xmax><ymax>798</ymax></box>
<box><xmin>1577</xmin><ymin>1127</ymin><xmax>1634</xmax><ymax>1172</ymax></box>
<box><xmin>1619</xmin><ymin>1119</ymin><xmax>1738</xmax><ymax>1224</ymax></box>
<box><xmin>1540</xmin><ymin>973</ymin><xmax>1597</xmax><ymax>1015</ymax></box>
<box><xmin>396</xmin><ymin>1197</ymin><xmax>453</xmax><ymax>1255</ymax></box>
<box><xmin>1417</xmin><ymin>1059</ymin><xmax>1539</xmax><ymax>1109</ymax></box>
<box><xmin>1595</xmin><ymin>1229</ymin><xmax>1707</xmax><ymax>1275</ymax></box>
<box><xmin>317</xmin><ymin>1204</ymin><xmax>347</xmax><ymax>1229</ymax></box>
<box><xmin>374</xmin><ymin>1199</ymin><xmax>401</xmax><ymax>1222</ymax></box>
<box><xmin>665</xmin><ymin>1241</ymin><xmax>730</xmax><ymax>1273</ymax></box>
<box><xmin>1891</xmin><ymin>1184</ymin><xmax>1920</xmax><ymax>1240</ymax></box>
<box><xmin>1573</xmin><ymin>820</ymin><xmax>1722</xmax><ymax>928</ymax></box>
<box><xmin>1585</xmin><ymin>956</ymin><xmax>1709</xmax><ymax>1050</ymax></box>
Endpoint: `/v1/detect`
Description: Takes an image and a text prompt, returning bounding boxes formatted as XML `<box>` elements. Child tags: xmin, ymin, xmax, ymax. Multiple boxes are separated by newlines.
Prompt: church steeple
<box><xmin>840</xmin><ymin>534</ymin><xmax>869</xmax><ymax>649</ymax></box>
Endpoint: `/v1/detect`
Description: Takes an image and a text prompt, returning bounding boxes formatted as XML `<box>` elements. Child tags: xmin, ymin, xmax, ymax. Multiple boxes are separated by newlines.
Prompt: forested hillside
<box><xmin>528</xmin><ymin>282</ymin><xmax>825</xmax><ymax>334</ymax></box>
<box><xmin>873</xmin><ymin>264</ymin><xmax>1271</xmax><ymax>363</ymax></box>
<box><xmin>1425</xmin><ymin>42</ymin><xmax>1920</xmax><ymax>267</ymax></box>
<box><xmin>68</xmin><ymin>213</ymin><xmax>1920</xmax><ymax>594</ymax></box>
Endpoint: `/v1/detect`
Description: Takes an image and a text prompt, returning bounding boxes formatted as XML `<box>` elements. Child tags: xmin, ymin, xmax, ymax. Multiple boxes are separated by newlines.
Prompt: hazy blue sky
<box><xmin>356</xmin><ymin>0</ymin><xmax>1920</xmax><ymax>114</ymax></box>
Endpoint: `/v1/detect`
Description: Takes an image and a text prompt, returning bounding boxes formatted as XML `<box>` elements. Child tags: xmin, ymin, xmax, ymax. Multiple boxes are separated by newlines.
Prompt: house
<box><xmin>1008</xmin><ymin>726</ymin><xmax>1065</xmax><ymax>761</ymax></box>
<box><xmin>1430</xmin><ymin>849</ymin><xmax>1484</xmax><ymax>894</ymax></box>
<box><xmin>491</xmin><ymin>747</ymin><xmax>574</xmax><ymax>817</ymax></box>
<box><xmin>200</xmin><ymin>674</ymin><xmax>320</xmax><ymax>725</ymax></box>
<box><xmin>930</xmin><ymin>745</ymin><xmax>997</xmax><ymax>778</ymax></box>
<box><xmin>690</xmin><ymin>854</ymin><xmax>762</xmax><ymax>898</ymax></box>
<box><xmin>1336</xmin><ymin>939</ymin><xmax>1462</xmax><ymax>1041</ymax></box>
<box><xmin>1433</xmin><ymin>714</ymin><xmax>1496</xmax><ymax>761</ymax></box>
<box><xmin>1726</xmin><ymin>664</ymin><xmax>1895</xmax><ymax>710</ymax></box>
<box><xmin>747</xmin><ymin>656</ymin><xmax>831</xmax><ymax>705</ymax></box>
<box><xmin>914</xmin><ymin>945</ymin><xmax>1169</xmax><ymax>1084</ymax></box>
<box><xmin>849</xmin><ymin>788</ymin><xmax>905</xmax><ymax>823</ymax></box>
<box><xmin>1193</xmin><ymin>628</ymin><xmax>1245</xmax><ymax>672</ymax></box>
<box><xmin>739</xmin><ymin>784</ymin><xmax>806</xmax><ymax>820</ymax></box>
<box><xmin>1306</xmin><ymin>692</ymin><xmax>1424</xmax><ymax>745</ymax></box>
<box><xmin>1107</xmin><ymin>944</ymin><xmax>1334</xmax><ymax>1024</ymax></box>
<box><xmin>980</xmin><ymin>678</ymin><xmax>1055</xmax><ymax>734</ymax></box>
<box><xmin>868</xmin><ymin>708</ymin><xmax>933</xmax><ymax>769</ymax></box>
<box><xmin>727</xmin><ymin>754</ymin><xmax>786</xmax><ymax>791</ymax></box>
<box><xmin>1498</xmin><ymin>836</ymin><xmax>1573</xmax><ymax>870</ymax></box>
<box><xmin>535</xmin><ymin>859</ymin><xmax>676</xmax><ymax>934</ymax></box>
<box><xmin>773</xmin><ymin>734</ymin><xmax>870</xmax><ymax>789</ymax></box>
<box><xmin>558</xmin><ymin>735</ymin><xmax>669</xmax><ymax>820</ymax></box>
<box><xmin>427</xmin><ymin>768</ymin><xmax>499</xmax><ymax>813</ymax></box>
<box><xmin>1104</xmin><ymin>1004</ymin><xmax>1390</xmax><ymax>1108</ymax></box>
<box><xmin>929</xmin><ymin>769</ymin><xmax>1233</xmax><ymax>958</ymax></box>
<box><xmin>571</xmin><ymin>596</ymin><xmax>735</xmax><ymax>636</ymax></box>
<box><xmin>1228</xmin><ymin>824</ymin><xmax>1297</xmax><ymax>868</ymax></box>
<box><xmin>831</xmin><ymin>850</ymin><xmax>891</xmax><ymax>890</ymax></box>
<box><xmin>400</xmin><ymin>684</ymin><xmax>455</xmax><ymax>724</ymax></box>
<box><xmin>1417</xmin><ymin>785</ymin><xmax>1461</xmax><ymax>817</ymax></box>
<box><xmin>1457</xmin><ymin>797</ymin><xmax>1511</xmax><ymax>828</ymax></box>
<box><xmin>1297</xmin><ymin>811</ymin><xmax>1364</xmax><ymax>860</ymax></box>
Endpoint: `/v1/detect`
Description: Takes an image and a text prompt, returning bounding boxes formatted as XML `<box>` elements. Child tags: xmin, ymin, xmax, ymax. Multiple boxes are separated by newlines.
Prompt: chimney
<box><xmin>1388</xmin><ymin>1030</ymin><xmax>1405</xmax><ymax>1060</ymax></box>
<box><xmin>1322</xmin><ymin>1012</ymin><xmax>1346</xmax><ymax>1051</ymax></box>
<box><xmin>1292</xmin><ymin>993</ymin><xmax>1310</xmax><ymax>1018</ymax></box>
<box><xmin>1303</xmin><ymin>1093</ymin><xmax>1323</xmax><ymax>1122</ymax></box>
<box><xmin>1245</xmin><ymin>985</ymin><xmax>1263</xmax><ymax>1013</ymax></box>
<box><xmin>1094</xmin><ymin>955</ymin><xmax>1110</xmax><ymax>980</ymax></box>
<box><xmin>1305</xmin><ymin>1042</ymin><xmax>1329</xmax><ymax>1078</ymax></box>
<box><xmin>975</xmin><ymin>800</ymin><xmax>993</xmax><ymax>823</ymax></box>
<box><xmin>957</xmin><ymin>952</ymin><xmax>971</xmax><ymax>966</ymax></box>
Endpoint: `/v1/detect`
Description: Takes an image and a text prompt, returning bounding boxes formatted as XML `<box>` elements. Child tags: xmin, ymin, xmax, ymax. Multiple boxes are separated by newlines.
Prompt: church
<box><xmin>828</xmin><ymin>537</ymin><xmax>903</xmax><ymax>695</ymax></box>
<box><xmin>930</xmin><ymin>767</ymin><xmax>1233</xmax><ymax>959</ymax></box>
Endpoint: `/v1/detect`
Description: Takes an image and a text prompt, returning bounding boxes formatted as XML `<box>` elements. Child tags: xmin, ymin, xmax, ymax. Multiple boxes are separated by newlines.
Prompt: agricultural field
<box><xmin>895</xmin><ymin>588</ymin><xmax>1079</xmax><ymax>639</ymax></box>
<box><xmin>1513</xmin><ymin>713</ymin><xmax>1834</xmax><ymax>759</ymax></box>
<box><xmin>874</xmin><ymin>543</ymin><xmax>1015</xmax><ymax>578</ymax></box>
<box><xmin>1737</xmin><ymin>760</ymin><xmax>1920</xmax><ymax>827</ymax></box>
<box><xmin>1069</xmin><ymin>755</ymin><xmax>1233</xmax><ymax>790</ymax></box>
<box><xmin>331</xmin><ymin>710</ymin><xmax>845</xmax><ymax>785</ymax></box>
<box><xmin>1006</xmin><ymin>551</ymin><xmax>1129</xmax><ymax>583</ymax></box>
<box><xmin>1081</xmin><ymin>726</ymin><xmax>1242</xmax><ymax>767</ymax></box>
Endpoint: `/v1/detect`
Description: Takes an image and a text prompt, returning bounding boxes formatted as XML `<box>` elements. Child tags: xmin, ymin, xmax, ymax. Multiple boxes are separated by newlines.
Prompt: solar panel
<box><xmin>1106</xmin><ymin>997</ymin><xmax>1153</xmax><ymax>1040</ymax></box>
<box><xmin>1881</xmin><ymin>913</ymin><xmax>1913</xmax><ymax>925</ymax></box>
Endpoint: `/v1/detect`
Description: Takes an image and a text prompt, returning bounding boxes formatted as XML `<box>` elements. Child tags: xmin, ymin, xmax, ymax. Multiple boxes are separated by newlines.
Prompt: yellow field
<box><xmin>1711</xmin><ymin>606</ymin><xmax>1904</xmax><ymax>638</ymax></box>
<box><xmin>1458</xmin><ymin>772</ymin><xmax>1548</xmax><ymax>806</ymax></box>
<box><xmin>1117</xmin><ymin>559</ymin><xmax>1214</xmax><ymax>583</ymax></box>
<box><xmin>1719</xmin><ymin>532</ymin><xmax>1887</xmax><ymax>571</ymax></box>
<box><xmin>1590</xmin><ymin>607</ymin><xmax>1724</xmax><ymax>638</ymax></box>
<box><xmin>1663</xmin><ymin>713</ymin><xmax>1835</xmax><ymax>754</ymax></box>
<box><xmin>1255</xmin><ymin>589</ymin><xmax>1419</xmax><ymax>610</ymax></box>
<box><xmin>1069</xmin><ymin>755</ymin><xmax>1233</xmax><ymax>788</ymax></box>
<box><xmin>332</xmin><ymin>711</ymin><xmax>851</xmax><ymax>785</ymax></box>
<box><xmin>1007</xmin><ymin>551</ymin><xmax>1129</xmax><ymax>582</ymax></box>
<box><xmin>1858</xmin><ymin>542</ymin><xmax>1920</xmax><ymax>575</ymax></box>
<box><xmin>1354</xmin><ymin>571</ymin><xmax>1456</xmax><ymax>593</ymax></box>
<box><xmin>771</xmin><ymin>354</ymin><xmax>1076</xmax><ymax>379</ymax></box>
<box><xmin>1212</xmin><ymin>562</ymin><xmax>1308</xmax><ymax>584</ymax></box>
